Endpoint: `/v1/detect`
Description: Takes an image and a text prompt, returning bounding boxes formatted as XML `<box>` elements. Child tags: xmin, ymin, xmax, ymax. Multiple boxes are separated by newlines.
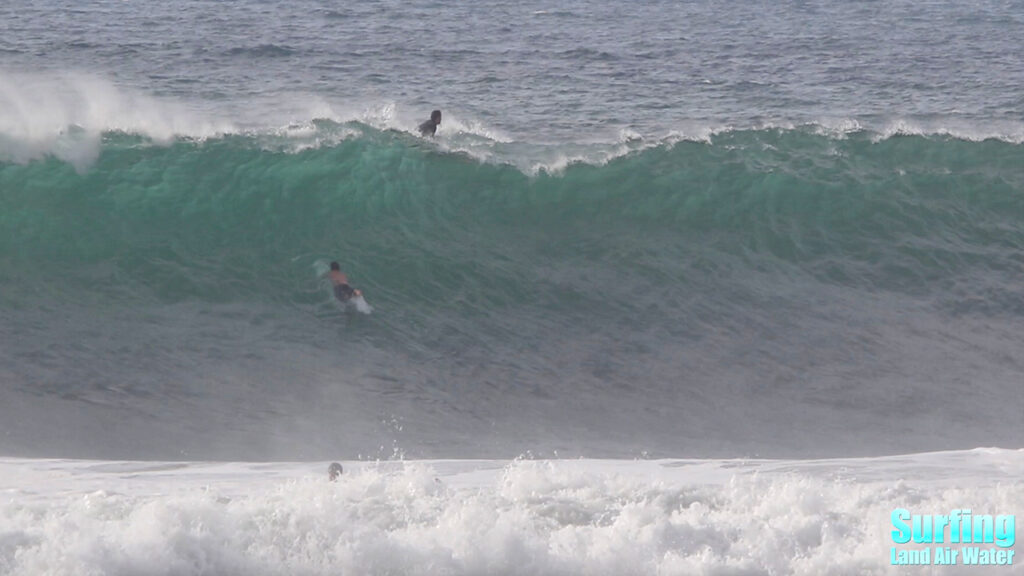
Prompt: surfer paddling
<box><xmin>327</xmin><ymin>261</ymin><xmax>362</xmax><ymax>303</ymax></box>
<box><xmin>418</xmin><ymin>109</ymin><xmax>441</xmax><ymax>136</ymax></box>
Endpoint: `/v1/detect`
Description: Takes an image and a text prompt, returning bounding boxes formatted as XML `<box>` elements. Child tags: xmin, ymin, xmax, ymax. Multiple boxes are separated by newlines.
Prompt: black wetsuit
<box><xmin>418</xmin><ymin>119</ymin><xmax>438</xmax><ymax>136</ymax></box>
<box><xmin>334</xmin><ymin>283</ymin><xmax>356</xmax><ymax>302</ymax></box>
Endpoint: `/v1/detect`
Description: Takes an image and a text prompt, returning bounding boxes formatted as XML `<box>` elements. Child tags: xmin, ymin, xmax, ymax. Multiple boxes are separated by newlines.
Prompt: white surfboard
<box><xmin>350</xmin><ymin>294</ymin><xmax>373</xmax><ymax>314</ymax></box>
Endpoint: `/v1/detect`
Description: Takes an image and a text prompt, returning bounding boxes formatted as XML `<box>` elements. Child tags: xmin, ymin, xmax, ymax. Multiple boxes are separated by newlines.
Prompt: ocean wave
<box><xmin>3</xmin><ymin>72</ymin><xmax>1024</xmax><ymax>174</ymax></box>
<box><xmin>3</xmin><ymin>103</ymin><xmax>1022</xmax><ymax>462</ymax></box>
<box><xmin>3</xmin><ymin>125</ymin><xmax>1022</xmax><ymax>289</ymax></box>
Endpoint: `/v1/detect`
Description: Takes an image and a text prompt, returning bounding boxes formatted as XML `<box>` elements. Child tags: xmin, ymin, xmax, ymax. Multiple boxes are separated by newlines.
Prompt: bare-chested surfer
<box><xmin>327</xmin><ymin>261</ymin><xmax>361</xmax><ymax>303</ymax></box>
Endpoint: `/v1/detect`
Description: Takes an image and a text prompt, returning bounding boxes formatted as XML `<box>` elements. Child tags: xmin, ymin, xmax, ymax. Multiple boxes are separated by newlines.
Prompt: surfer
<box><xmin>328</xmin><ymin>462</ymin><xmax>343</xmax><ymax>481</ymax></box>
<box><xmin>327</xmin><ymin>261</ymin><xmax>361</xmax><ymax>303</ymax></box>
<box><xmin>418</xmin><ymin>109</ymin><xmax>441</xmax><ymax>136</ymax></box>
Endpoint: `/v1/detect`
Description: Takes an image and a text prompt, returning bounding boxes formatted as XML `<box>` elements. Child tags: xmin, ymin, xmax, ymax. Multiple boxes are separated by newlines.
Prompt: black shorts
<box><xmin>334</xmin><ymin>283</ymin><xmax>356</xmax><ymax>302</ymax></box>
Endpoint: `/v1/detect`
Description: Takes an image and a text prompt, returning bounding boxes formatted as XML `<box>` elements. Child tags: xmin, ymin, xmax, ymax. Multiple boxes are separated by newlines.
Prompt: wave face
<box><xmin>2</xmin><ymin>128</ymin><xmax>1023</xmax><ymax>460</ymax></box>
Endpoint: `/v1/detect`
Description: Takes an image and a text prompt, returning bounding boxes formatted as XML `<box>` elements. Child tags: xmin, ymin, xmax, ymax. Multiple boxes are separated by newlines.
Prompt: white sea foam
<box><xmin>871</xmin><ymin>117</ymin><xmax>1024</xmax><ymax>144</ymax></box>
<box><xmin>1</xmin><ymin>71</ymin><xmax>1021</xmax><ymax>176</ymax></box>
<box><xmin>1</xmin><ymin>450</ymin><xmax>1021</xmax><ymax>576</ymax></box>
<box><xmin>0</xmin><ymin>71</ymin><xmax>231</xmax><ymax>171</ymax></box>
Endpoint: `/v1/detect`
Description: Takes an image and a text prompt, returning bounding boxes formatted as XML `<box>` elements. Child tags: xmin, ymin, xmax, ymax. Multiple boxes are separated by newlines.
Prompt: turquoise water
<box><xmin>4</xmin><ymin>128</ymin><xmax>1023</xmax><ymax>310</ymax></box>
<box><xmin>3</xmin><ymin>127</ymin><xmax>1022</xmax><ymax>460</ymax></box>
<box><xmin>1</xmin><ymin>0</ymin><xmax>1023</xmax><ymax>460</ymax></box>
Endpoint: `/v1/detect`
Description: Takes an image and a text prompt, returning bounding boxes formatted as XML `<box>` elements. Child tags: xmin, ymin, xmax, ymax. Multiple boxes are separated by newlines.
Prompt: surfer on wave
<box><xmin>328</xmin><ymin>261</ymin><xmax>362</xmax><ymax>303</ymax></box>
<box><xmin>418</xmin><ymin>109</ymin><xmax>441</xmax><ymax>137</ymax></box>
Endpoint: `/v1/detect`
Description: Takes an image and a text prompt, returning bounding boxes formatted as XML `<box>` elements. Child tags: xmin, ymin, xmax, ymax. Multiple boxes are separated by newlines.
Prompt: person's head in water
<box><xmin>330</xmin><ymin>262</ymin><xmax>340</xmax><ymax>271</ymax></box>
<box><xmin>430</xmin><ymin>110</ymin><xmax>441</xmax><ymax>124</ymax></box>
<box><xmin>328</xmin><ymin>462</ymin><xmax>343</xmax><ymax>481</ymax></box>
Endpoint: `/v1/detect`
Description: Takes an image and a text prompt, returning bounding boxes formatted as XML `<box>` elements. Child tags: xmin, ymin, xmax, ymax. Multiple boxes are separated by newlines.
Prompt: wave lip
<box><xmin>2</xmin><ymin>71</ymin><xmax>1022</xmax><ymax>173</ymax></box>
<box><xmin>0</xmin><ymin>71</ymin><xmax>231</xmax><ymax>170</ymax></box>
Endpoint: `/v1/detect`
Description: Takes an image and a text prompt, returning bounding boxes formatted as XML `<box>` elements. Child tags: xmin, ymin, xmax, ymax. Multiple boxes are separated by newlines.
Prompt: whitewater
<box><xmin>3</xmin><ymin>451</ymin><xmax>1022</xmax><ymax>576</ymax></box>
<box><xmin>3</xmin><ymin>0</ymin><xmax>1024</xmax><ymax>574</ymax></box>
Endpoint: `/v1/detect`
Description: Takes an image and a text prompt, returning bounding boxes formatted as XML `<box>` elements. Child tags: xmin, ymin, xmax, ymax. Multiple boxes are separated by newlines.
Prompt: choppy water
<box><xmin>3</xmin><ymin>0</ymin><xmax>1024</xmax><ymax>141</ymax></box>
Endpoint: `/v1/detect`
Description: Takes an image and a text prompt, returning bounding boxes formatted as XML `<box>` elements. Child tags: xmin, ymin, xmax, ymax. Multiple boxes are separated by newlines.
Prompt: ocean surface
<box><xmin>2</xmin><ymin>0</ymin><xmax>1023</xmax><ymax>574</ymax></box>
